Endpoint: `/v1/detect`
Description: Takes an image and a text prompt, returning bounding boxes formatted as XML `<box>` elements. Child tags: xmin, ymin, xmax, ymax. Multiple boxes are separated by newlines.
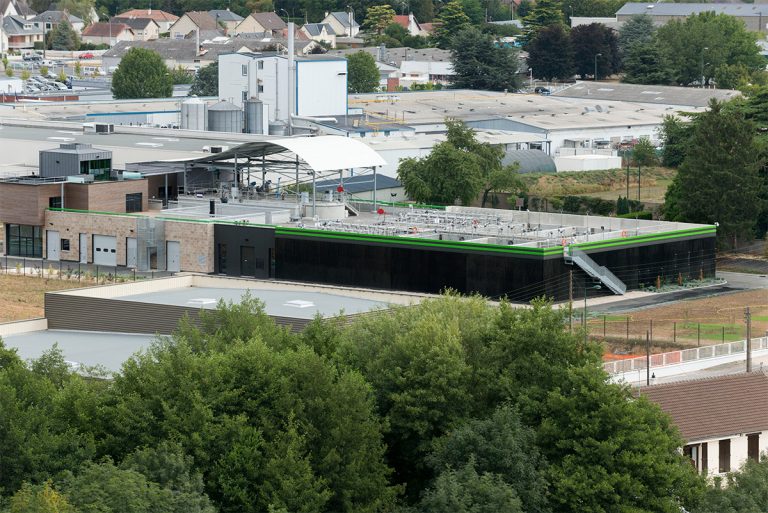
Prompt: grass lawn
<box><xmin>0</xmin><ymin>274</ymin><xmax>84</xmax><ymax>323</ymax></box>
<box><xmin>523</xmin><ymin>167</ymin><xmax>676</xmax><ymax>204</ymax></box>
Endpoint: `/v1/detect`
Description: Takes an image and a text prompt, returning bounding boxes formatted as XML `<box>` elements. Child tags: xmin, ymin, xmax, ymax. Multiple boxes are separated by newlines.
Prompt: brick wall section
<box><xmin>43</xmin><ymin>210</ymin><xmax>214</xmax><ymax>272</ymax></box>
<box><xmin>0</xmin><ymin>183</ymin><xmax>61</xmax><ymax>225</ymax></box>
<box><xmin>45</xmin><ymin>210</ymin><xmax>137</xmax><ymax>265</ymax></box>
<box><xmin>163</xmin><ymin>220</ymin><xmax>215</xmax><ymax>272</ymax></box>
<box><xmin>74</xmin><ymin>180</ymin><xmax>150</xmax><ymax>212</ymax></box>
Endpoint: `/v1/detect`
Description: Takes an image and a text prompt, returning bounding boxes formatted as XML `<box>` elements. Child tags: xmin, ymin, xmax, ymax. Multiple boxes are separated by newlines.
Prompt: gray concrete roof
<box><xmin>4</xmin><ymin>329</ymin><xmax>156</xmax><ymax>372</ymax></box>
<box><xmin>617</xmin><ymin>2</ymin><xmax>767</xmax><ymax>16</ymax></box>
<box><xmin>118</xmin><ymin>286</ymin><xmax>390</xmax><ymax>319</ymax></box>
<box><xmin>327</xmin><ymin>46</ymin><xmax>452</xmax><ymax>66</ymax></box>
<box><xmin>554</xmin><ymin>82</ymin><xmax>740</xmax><ymax>108</ymax></box>
<box><xmin>209</xmin><ymin>9</ymin><xmax>244</xmax><ymax>22</ymax></box>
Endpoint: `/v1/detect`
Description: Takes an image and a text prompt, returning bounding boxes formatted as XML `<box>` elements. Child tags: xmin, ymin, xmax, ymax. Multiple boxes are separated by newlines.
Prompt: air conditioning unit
<box><xmin>210</xmin><ymin>145</ymin><xmax>229</xmax><ymax>153</ymax></box>
<box><xmin>95</xmin><ymin>123</ymin><xmax>114</xmax><ymax>134</ymax></box>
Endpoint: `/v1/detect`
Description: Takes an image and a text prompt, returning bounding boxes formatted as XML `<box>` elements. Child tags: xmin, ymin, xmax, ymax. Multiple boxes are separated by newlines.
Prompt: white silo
<box><xmin>180</xmin><ymin>97</ymin><xmax>207</xmax><ymax>131</ymax></box>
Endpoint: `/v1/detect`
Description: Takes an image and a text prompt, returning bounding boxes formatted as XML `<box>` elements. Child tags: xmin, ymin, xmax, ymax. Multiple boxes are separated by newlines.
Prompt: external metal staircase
<box><xmin>564</xmin><ymin>246</ymin><xmax>627</xmax><ymax>295</ymax></box>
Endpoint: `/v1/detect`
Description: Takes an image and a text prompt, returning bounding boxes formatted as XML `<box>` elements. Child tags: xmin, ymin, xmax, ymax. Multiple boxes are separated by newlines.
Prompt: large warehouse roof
<box><xmin>192</xmin><ymin>135</ymin><xmax>387</xmax><ymax>171</ymax></box>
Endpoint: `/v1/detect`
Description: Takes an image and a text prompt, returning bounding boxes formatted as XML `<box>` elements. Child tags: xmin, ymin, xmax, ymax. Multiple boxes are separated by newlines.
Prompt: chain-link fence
<box><xmin>577</xmin><ymin>311</ymin><xmax>768</xmax><ymax>349</ymax></box>
<box><xmin>0</xmin><ymin>255</ymin><xmax>172</xmax><ymax>284</ymax></box>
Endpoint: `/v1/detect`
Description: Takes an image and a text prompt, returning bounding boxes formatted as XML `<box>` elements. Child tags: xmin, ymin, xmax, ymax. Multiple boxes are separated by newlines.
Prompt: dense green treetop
<box><xmin>111</xmin><ymin>48</ymin><xmax>173</xmax><ymax>99</ymax></box>
<box><xmin>346</xmin><ymin>52</ymin><xmax>380</xmax><ymax>93</ymax></box>
<box><xmin>527</xmin><ymin>24</ymin><xmax>574</xmax><ymax>81</ymax></box>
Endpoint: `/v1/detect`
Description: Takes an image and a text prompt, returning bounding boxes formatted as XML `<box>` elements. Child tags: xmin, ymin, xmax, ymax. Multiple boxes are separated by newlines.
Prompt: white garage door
<box><xmin>93</xmin><ymin>235</ymin><xmax>117</xmax><ymax>266</ymax></box>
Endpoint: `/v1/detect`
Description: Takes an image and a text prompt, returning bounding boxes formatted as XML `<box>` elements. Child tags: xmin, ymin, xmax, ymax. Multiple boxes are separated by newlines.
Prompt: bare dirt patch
<box><xmin>0</xmin><ymin>274</ymin><xmax>85</xmax><ymax>323</ymax></box>
<box><xmin>594</xmin><ymin>289</ymin><xmax>768</xmax><ymax>355</ymax></box>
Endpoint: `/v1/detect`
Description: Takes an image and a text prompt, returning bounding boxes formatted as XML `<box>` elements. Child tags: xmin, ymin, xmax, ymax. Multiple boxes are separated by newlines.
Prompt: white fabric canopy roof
<box><xmin>191</xmin><ymin>135</ymin><xmax>387</xmax><ymax>171</ymax></box>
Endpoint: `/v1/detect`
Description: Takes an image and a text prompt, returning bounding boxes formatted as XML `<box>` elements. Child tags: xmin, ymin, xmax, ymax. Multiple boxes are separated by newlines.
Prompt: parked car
<box><xmin>22</xmin><ymin>53</ymin><xmax>41</xmax><ymax>62</ymax></box>
<box><xmin>534</xmin><ymin>86</ymin><xmax>551</xmax><ymax>95</ymax></box>
<box><xmin>78</xmin><ymin>52</ymin><xmax>95</xmax><ymax>59</ymax></box>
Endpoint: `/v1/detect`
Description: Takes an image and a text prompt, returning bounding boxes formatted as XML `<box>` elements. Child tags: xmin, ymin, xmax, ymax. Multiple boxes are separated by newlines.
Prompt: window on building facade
<box><xmin>258</xmin><ymin>61</ymin><xmax>264</xmax><ymax>69</ymax></box>
<box><xmin>719</xmin><ymin>439</ymin><xmax>731</xmax><ymax>473</ymax></box>
<box><xmin>48</xmin><ymin>196</ymin><xmax>62</xmax><ymax>209</ymax></box>
<box><xmin>6</xmin><ymin>224</ymin><xmax>42</xmax><ymax>257</ymax></box>
<box><xmin>242</xmin><ymin>64</ymin><xmax>247</xmax><ymax>76</ymax></box>
<box><xmin>61</xmin><ymin>238</ymin><xmax>70</xmax><ymax>251</ymax></box>
<box><xmin>125</xmin><ymin>193</ymin><xmax>143</xmax><ymax>213</ymax></box>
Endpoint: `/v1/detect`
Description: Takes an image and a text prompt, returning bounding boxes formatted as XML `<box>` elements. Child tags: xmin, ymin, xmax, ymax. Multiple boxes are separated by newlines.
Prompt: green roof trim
<box><xmin>572</xmin><ymin>226</ymin><xmax>716</xmax><ymax>251</ymax></box>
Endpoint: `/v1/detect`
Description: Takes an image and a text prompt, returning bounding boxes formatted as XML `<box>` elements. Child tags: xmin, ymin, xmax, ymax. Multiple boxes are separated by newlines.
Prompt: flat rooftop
<box><xmin>554</xmin><ymin>82</ymin><xmax>739</xmax><ymax>108</ymax></box>
<box><xmin>289</xmin><ymin>205</ymin><xmax>713</xmax><ymax>250</ymax></box>
<box><xmin>349</xmin><ymin>89</ymin><xmax>714</xmax><ymax>129</ymax></box>
<box><xmin>4</xmin><ymin>329</ymin><xmax>155</xmax><ymax>372</ymax></box>
<box><xmin>118</xmin><ymin>286</ymin><xmax>390</xmax><ymax>319</ymax></box>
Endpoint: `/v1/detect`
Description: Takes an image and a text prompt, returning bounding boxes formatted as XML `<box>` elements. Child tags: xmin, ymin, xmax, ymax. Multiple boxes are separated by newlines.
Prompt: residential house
<box><xmin>117</xmin><ymin>8</ymin><xmax>178</xmax><ymax>32</ymax></box>
<box><xmin>641</xmin><ymin>372</ymin><xmax>768</xmax><ymax>477</ymax></box>
<box><xmin>80</xmin><ymin>22</ymin><xmax>134</xmax><ymax>46</ymax></box>
<box><xmin>327</xmin><ymin>46</ymin><xmax>454</xmax><ymax>87</ymax></box>
<box><xmin>321</xmin><ymin>11</ymin><xmax>359</xmax><ymax>37</ymax></box>
<box><xmin>110</xmin><ymin>16</ymin><xmax>160</xmax><ymax>40</ymax></box>
<box><xmin>2</xmin><ymin>14</ymin><xmax>43</xmax><ymax>51</ymax></box>
<box><xmin>233</xmin><ymin>11</ymin><xmax>286</xmax><ymax>36</ymax></box>
<box><xmin>300</xmin><ymin>22</ymin><xmax>336</xmax><ymax>47</ymax></box>
<box><xmin>208</xmin><ymin>9</ymin><xmax>243</xmax><ymax>34</ymax></box>
<box><xmin>169</xmin><ymin>11</ymin><xmax>220</xmax><ymax>39</ymax></box>
<box><xmin>31</xmin><ymin>10</ymin><xmax>84</xmax><ymax>33</ymax></box>
<box><xmin>616</xmin><ymin>2</ymin><xmax>768</xmax><ymax>33</ymax></box>
<box><xmin>392</xmin><ymin>13</ymin><xmax>424</xmax><ymax>36</ymax></box>
<box><xmin>399</xmin><ymin>60</ymin><xmax>454</xmax><ymax>87</ymax></box>
<box><xmin>0</xmin><ymin>0</ymin><xmax>35</xmax><ymax>18</ymax></box>
<box><xmin>103</xmin><ymin>39</ymin><xmax>206</xmax><ymax>71</ymax></box>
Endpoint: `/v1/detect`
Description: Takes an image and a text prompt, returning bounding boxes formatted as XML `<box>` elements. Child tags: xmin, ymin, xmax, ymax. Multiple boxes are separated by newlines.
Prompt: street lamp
<box><xmin>346</xmin><ymin>5</ymin><xmax>355</xmax><ymax>37</ymax></box>
<box><xmin>279</xmin><ymin>8</ymin><xmax>290</xmax><ymax>21</ymax></box>
<box><xmin>700</xmin><ymin>46</ymin><xmax>709</xmax><ymax>88</ymax></box>
<box><xmin>584</xmin><ymin>283</ymin><xmax>602</xmax><ymax>345</ymax></box>
<box><xmin>594</xmin><ymin>53</ymin><xmax>602</xmax><ymax>82</ymax></box>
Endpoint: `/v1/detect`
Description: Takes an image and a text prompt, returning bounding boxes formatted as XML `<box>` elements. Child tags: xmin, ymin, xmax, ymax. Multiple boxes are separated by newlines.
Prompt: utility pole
<box><xmin>646</xmin><ymin>330</ymin><xmax>651</xmax><ymax>386</ymax></box>
<box><xmin>569</xmin><ymin>270</ymin><xmax>573</xmax><ymax>334</ymax></box>
<box><xmin>746</xmin><ymin>306</ymin><xmax>752</xmax><ymax>372</ymax></box>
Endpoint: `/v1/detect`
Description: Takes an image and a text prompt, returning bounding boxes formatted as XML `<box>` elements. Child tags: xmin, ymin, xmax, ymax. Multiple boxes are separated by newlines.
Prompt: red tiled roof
<box><xmin>82</xmin><ymin>22</ymin><xmax>131</xmax><ymax>37</ymax></box>
<box><xmin>420</xmin><ymin>22</ymin><xmax>435</xmax><ymax>33</ymax></box>
<box><xmin>118</xmin><ymin>9</ymin><xmax>178</xmax><ymax>22</ymax></box>
<box><xmin>640</xmin><ymin>372</ymin><xmax>768</xmax><ymax>442</ymax></box>
<box><xmin>392</xmin><ymin>15</ymin><xmax>411</xmax><ymax>29</ymax></box>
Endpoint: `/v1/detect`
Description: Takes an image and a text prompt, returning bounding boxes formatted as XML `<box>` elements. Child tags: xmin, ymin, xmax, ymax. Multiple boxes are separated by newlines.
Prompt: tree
<box><xmin>363</xmin><ymin>4</ymin><xmax>395</xmax><ymax>35</ymax></box>
<box><xmin>189</xmin><ymin>62</ymin><xmax>218</xmax><ymax>97</ymax></box>
<box><xmin>74</xmin><ymin>60</ymin><xmax>82</xmax><ymax>78</ymax></box>
<box><xmin>617</xmin><ymin>13</ymin><xmax>654</xmax><ymax>58</ymax></box>
<box><xmin>481</xmin><ymin>163</ymin><xmax>524</xmax><ymax>208</ymax></box>
<box><xmin>20</xmin><ymin>70</ymin><xmax>30</xmax><ymax>81</ymax></box>
<box><xmin>9</xmin><ymin>481</ymin><xmax>77</xmax><ymax>513</ymax></box>
<box><xmin>39</xmin><ymin>65</ymin><xmax>49</xmax><ymax>76</ymax></box>
<box><xmin>169</xmin><ymin>65</ymin><xmax>192</xmax><ymax>85</ymax></box>
<box><xmin>450</xmin><ymin>26</ymin><xmax>521</xmax><ymax>91</ymax></box>
<box><xmin>655</xmin><ymin>12</ymin><xmax>763</xmax><ymax>86</ymax></box>
<box><xmin>622</xmin><ymin>42</ymin><xmax>673</xmax><ymax>85</ymax></box>
<box><xmin>49</xmin><ymin>21</ymin><xmax>80</xmax><ymax>51</ymax></box>
<box><xmin>4</xmin><ymin>66</ymin><xmax>12</xmax><ymax>77</ymax></box>
<box><xmin>346</xmin><ymin>52</ymin><xmax>380</xmax><ymax>93</ymax></box>
<box><xmin>664</xmin><ymin>100</ymin><xmax>763</xmax><ymax>247</ymax></box>
<box><xmin>658</xmin><ymin>114</ymin><xmax>692</xmax><ymax>168</ymax></box>
<box><xmin>419</xmin><ymin>462</ymin><xmax>523</xmax><ymax>513</ymax></box>
<box><xmin>527</xmin><ymin>24</ymin><xmax>574</xmax><ymax>81</ymax></box>
<box><xmin>432</xmin><ymin>0</ymin><xmax>471</xmax><ymax>48</ymax></box>
<box><xmin>697</xmin><ymin>457</ymin><xmax>768</xmax><ymax>513</ymax></box>
<box><xmin>460</xmin><ymin>0</ymin><xmax>484</xmax><ymax>24</ymax></box>
<box><xmin>570</xmin><ymin>23</ymin><xmax>619</xmax><ymax>79</ymax></box>
<box><xmin>411</xmin><ymin>0</ymin><xmax>434</xmax><ymax>22</ymax></box>
<box><xmin>521</xmin><ymin>0</ymin><xmax>564</xmax><ymax>43</ymax></box>
<box><xmin>632</xmin><ymin>137</ymin><xmax>657</xmax><ymax>177</ymax></box>
<box><xmin>539</xmin><ymin>364</ymin><xmax>705</xmax><ymax>513</ymax></box>
<box><xmin>111</xmin><ymin>48</ymin><xmax>173</xmax><ymax>99</ymax></box>
<box><xmin>428</xmin><ymin>406</ymin><xmax>549</xmax><ymax>513</ymax></box>
<box><xmin>398</xmin><ymin>138</ymin><xmax>484</xmax><ymax>206</ymax></box>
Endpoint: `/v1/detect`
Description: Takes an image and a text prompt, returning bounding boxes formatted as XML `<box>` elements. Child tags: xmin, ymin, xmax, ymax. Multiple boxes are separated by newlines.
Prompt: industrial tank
<box><xmin>244</xmin><ymin>99</ymin><xmax>264</xmax><ymax>134</ymax></box>
<box><xmin>207</xmin><ymin>100</ymin><xmax>243</xmax><ymax>133</ymax></box>
<box><xmin>180</xmin><ymin>97</ymin><xmax>207</xmax><ymax>131</ymax></box>
<box><xmin>268</xmin><ymin>121</ymin><xmax>288</xmax><ymax>136</ymax></box>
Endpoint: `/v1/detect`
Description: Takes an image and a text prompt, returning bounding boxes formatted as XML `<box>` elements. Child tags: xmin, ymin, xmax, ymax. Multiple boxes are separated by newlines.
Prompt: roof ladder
<box><xmin>564</xmin><ymin>246</ymin><xmax>627</xmax><ymax>295</ymax></box>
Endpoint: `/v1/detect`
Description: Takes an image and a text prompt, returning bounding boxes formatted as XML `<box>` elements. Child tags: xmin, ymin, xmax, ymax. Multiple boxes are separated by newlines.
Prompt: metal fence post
<box><xmin>673</xmin><ymin>322</ymin><xmax>676</xmax><ymax>344</ymax></box>
<box><xmin>603</xmin><ymin>316</ymin><xmax>606</xmax><ymax>337</ymax></box>
<box><xmin>96</xmin><ymin>266</ymin><xmax>99</xmax><ymax>282</ymax></box>
<box><xmin>722</xmin><ymin>326</ymin><xmax>725</xmax><ymax>344</ymax></box>
<box><xmin>650</xmin><ymin>319</ymin><xmax>653</xmax><ymax>345</ymax></box>
<box><xmin>698</xmin><ymin>323</ymin><xmax>700</xmax><ymax>347</ymax></box>
<box><xmin>626</xmin><ymin>317</ymin><xmax>629</xmax><ymax>342</ymax></box>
